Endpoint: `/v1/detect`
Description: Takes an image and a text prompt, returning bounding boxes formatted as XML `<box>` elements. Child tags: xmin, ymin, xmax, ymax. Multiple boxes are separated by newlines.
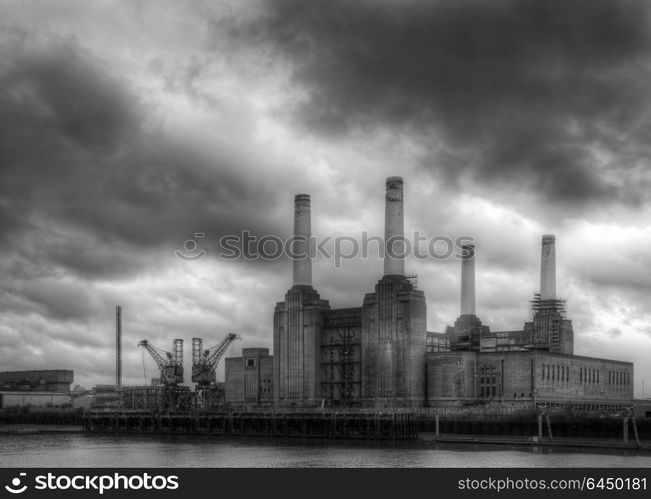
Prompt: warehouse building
<box><xmin>0</xmin><ymin>370</ymin><xmax>75</xmax><ymax>409</ymax></box>
<box><xmin>224</xmin><ymin>348</ymin><xmax>274</xmax><ymax>408</ymax></box>
<box><xmin>0</xmin><ymin>370</ymin><xmax>73</xmax><ymax>392</ymax></box>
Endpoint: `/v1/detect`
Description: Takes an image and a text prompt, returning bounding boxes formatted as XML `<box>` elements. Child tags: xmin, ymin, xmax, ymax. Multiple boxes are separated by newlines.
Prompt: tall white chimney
<box><xmin>384</xmin><ymin>176</ymin><xmax>405</xmax><ymax>276</ymax></box>
<box><xmin>540</xmin><ymin>234</ymin><xmax>556</xmax><ymax>300</ymax></box>
<box><xmin>460</xmin><ymin>244</ymin><xmax>476</xmax><ymax>316</ymax></box>
<box><xmin>293</xmin><ymin>194</ymin><xmax>312</xmax><ymax>286</ymax></box>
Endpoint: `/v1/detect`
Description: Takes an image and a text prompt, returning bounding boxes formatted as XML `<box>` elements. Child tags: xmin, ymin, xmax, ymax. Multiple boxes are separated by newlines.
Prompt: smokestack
<box><xmin>293</xmin><ymin>194</ymin><xmax>312</xmax><ymax>286</ymax></box>
<box><xmin>460</xmin><ymin>244</ymin><xmax>476</xmax><ymax>316</ymax></box>
<box><xmin>384</xmin><ymin>176</ymin><xmax>405</xmax><ymax>276</ymax></box>
<box><xmin>115</xmin><ymin>305</ymin><xmax>122</xmax><ymax>389</ymax></box>
<box><xmin>540</xmin><ymin>234</ymin><xmax>556</xmax><ymax>300</ymax></box>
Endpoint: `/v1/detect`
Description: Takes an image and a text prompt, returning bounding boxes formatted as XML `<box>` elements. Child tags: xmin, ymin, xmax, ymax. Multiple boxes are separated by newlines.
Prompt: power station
<box><xmin>225</xmin><ymin>176</ymin><xmax>634</xmax><ymax>414</ymax></box>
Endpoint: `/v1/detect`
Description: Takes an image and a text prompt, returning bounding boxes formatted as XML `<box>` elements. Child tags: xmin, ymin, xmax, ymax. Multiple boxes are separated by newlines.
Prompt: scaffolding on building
<box><xmin>320</xmin><ymin>325</ymin><xmax>361</xmax><ymax>406</ymax></box>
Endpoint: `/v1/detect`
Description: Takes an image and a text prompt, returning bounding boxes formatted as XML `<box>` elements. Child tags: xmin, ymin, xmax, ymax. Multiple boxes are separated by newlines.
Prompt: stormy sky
<box><xmin>1</xmin><ymin>0</ymin><xmax>651</xmax><ymax>396</ymax></box>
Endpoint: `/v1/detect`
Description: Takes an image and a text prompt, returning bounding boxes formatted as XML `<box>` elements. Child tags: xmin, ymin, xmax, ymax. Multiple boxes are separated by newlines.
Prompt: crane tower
<box><xmin>191</xmin><ymin>333</ymin><xmax>239</xmax><ymax>408</ymax></box>
<box><xmin>138</xmin><ymin>338</ymin><xmax>184</xmax><ymax>386</ymax></box>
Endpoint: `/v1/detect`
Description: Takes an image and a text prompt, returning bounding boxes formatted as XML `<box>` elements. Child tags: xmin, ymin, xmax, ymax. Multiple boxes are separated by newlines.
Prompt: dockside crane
<box><xmin>192</xmin><ymin>333</ymin><xmax>239</xmax><ymax>408</ymax></box>
<box><xmin>138</xmin><ymin>338</ymin><xmax>184</xmax><ymax>386</ymax></box>
<box><xmin>192</xmin><ymin>333</ymin><xmax>239</xmax><ymax>385</ymax></box>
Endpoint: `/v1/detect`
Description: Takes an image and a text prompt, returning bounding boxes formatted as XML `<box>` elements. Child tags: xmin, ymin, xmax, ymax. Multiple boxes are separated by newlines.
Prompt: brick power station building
<box><xmin>225</xmin><ymin>177</ymin><xmax>634</xmax><ymax>413</ymax></box>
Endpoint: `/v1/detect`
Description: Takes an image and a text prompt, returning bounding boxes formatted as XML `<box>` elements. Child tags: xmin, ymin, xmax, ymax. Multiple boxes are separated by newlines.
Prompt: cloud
<box><xmin>243</xmin><ymin>0</ymin><xmax>651</xmax><ymax>205</ymax></box>
<box><xmin>0</xmin><ymin>29</ymin><xmax>288</xmax><ymax>282</ymax></box>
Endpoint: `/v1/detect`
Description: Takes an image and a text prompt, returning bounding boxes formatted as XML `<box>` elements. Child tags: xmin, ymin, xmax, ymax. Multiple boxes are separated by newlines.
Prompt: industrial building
<box><xmin>0</xmin><ymin>370</ymin><xmax>74</xmax><ymax>409</ymax></box>
<box><xmin>224</xmin><ymin>348</ymin><xmax>274</xmax><ymax>407</ymax></box>
<box><xmin>426</xmin><ymin>236</ymin><xmax>632</xmax><ymax>412</ymax></box>
<box><xmin>0</xmin><ymin>370</ymin><xmax>73</xmax><ymax>392</ymax></box>
<box><xmin>224</xmin><ymin>176</ymin><xmax>634</xmax><ymax>413</ymax></box>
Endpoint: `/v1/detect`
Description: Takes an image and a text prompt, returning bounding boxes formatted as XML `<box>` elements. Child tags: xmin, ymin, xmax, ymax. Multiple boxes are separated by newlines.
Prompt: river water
<box><xmin>0</xmin><ymin>434</ymin><xmax>650</xmax><ymax>467</ymax></box>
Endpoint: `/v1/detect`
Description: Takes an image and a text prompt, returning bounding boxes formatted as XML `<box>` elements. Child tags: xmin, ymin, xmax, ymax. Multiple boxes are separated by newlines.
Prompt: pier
<box><xmin>84</xmin><ymin>410</ymin><xmax>418</xmax><ymax>440</ymax></box>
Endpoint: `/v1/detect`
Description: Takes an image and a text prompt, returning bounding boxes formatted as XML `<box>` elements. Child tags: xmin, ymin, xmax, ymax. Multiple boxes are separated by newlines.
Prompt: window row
<box><xmin>608</xmin><ymin>370</ymin><xmax>630</xmax><ymax>386</ymax></box>
<box><xmin>579</xmin><ymin>367</ymin><xmax>599</xmax><ymax>384</ymax></box>
<box><xmin>541</xmin><ymin>364</ymin><xmax>569</xmax><ymax>382</ymax></box>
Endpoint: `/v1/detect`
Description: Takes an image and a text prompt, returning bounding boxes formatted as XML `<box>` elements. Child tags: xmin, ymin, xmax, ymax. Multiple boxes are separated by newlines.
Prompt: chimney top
<box><xmin>294</xmin><ymin>194</ymin><xmax>310</xmax><ymax>206</ymax></box>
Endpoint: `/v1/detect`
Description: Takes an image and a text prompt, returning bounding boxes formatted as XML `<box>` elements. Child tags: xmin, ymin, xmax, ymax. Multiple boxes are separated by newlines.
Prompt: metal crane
<box><xmin>191</xmin><ymin>333</ymin><xmax>239</xmax><ymax>386</ymax></box>
<box><xmin>138</xmin><ymin>338</ymin><xmax>184</xmax><ymax>386</ymax></box>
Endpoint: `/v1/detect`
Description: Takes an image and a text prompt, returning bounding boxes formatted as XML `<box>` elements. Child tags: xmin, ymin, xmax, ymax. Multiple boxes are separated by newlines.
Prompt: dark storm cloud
<box><xmin>243</xmin><ymin>0</ymin><xmax>651</xmax><ymax>204</ymax></box>
<box><xmin>7</xmin><ymin>38</ymin><xmax>139</xmax><ymax>152</ymax></box>
<box><xmin>0</xmin><ymin>30</ymin><xmax>285</xmax><ymax>287</ymax></box>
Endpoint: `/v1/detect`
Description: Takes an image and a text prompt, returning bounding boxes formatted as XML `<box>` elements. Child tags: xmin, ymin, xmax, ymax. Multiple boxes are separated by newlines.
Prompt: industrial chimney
<box><xmin>460</xmin><ymin>244</ymin><xmax>476</xmax><ymax>316</ymax></box>
<box><xmin>115</xmin><ymin>305</ymin><xmax>122</xmax><ymax>389</ymax></box>
<box><xmin>384</xmin><ymin>176</ymin><xmax>405</xmax><ymax>276</ymax></box>
<box><xmin>293</xmin><ymin>194</ymin><xmax>312</xmax><ymax>287</ymax></box>
<box><xmin>540</xmin><ymin>234</ymin><xmax>556</xmax><ymax>300</ymax></box>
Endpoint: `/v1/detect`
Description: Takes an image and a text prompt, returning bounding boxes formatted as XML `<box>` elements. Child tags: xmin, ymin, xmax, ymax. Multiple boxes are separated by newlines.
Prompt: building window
<box><xmin>479</xmin><ymin>365</ymin><xmax>498</xmax><ymax>399</ymax></box>
<box><xmin>246</xmin><ymin>358</ymin><xmax>256</xmax><ymax>368</ymax></box>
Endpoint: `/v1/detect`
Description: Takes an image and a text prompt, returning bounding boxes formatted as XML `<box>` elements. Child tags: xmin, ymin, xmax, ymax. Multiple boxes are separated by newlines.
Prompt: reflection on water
<box><xmin>0</xmin><ymin>434</ymin><xmax>649</xmax><ymax>468</ymax></box>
